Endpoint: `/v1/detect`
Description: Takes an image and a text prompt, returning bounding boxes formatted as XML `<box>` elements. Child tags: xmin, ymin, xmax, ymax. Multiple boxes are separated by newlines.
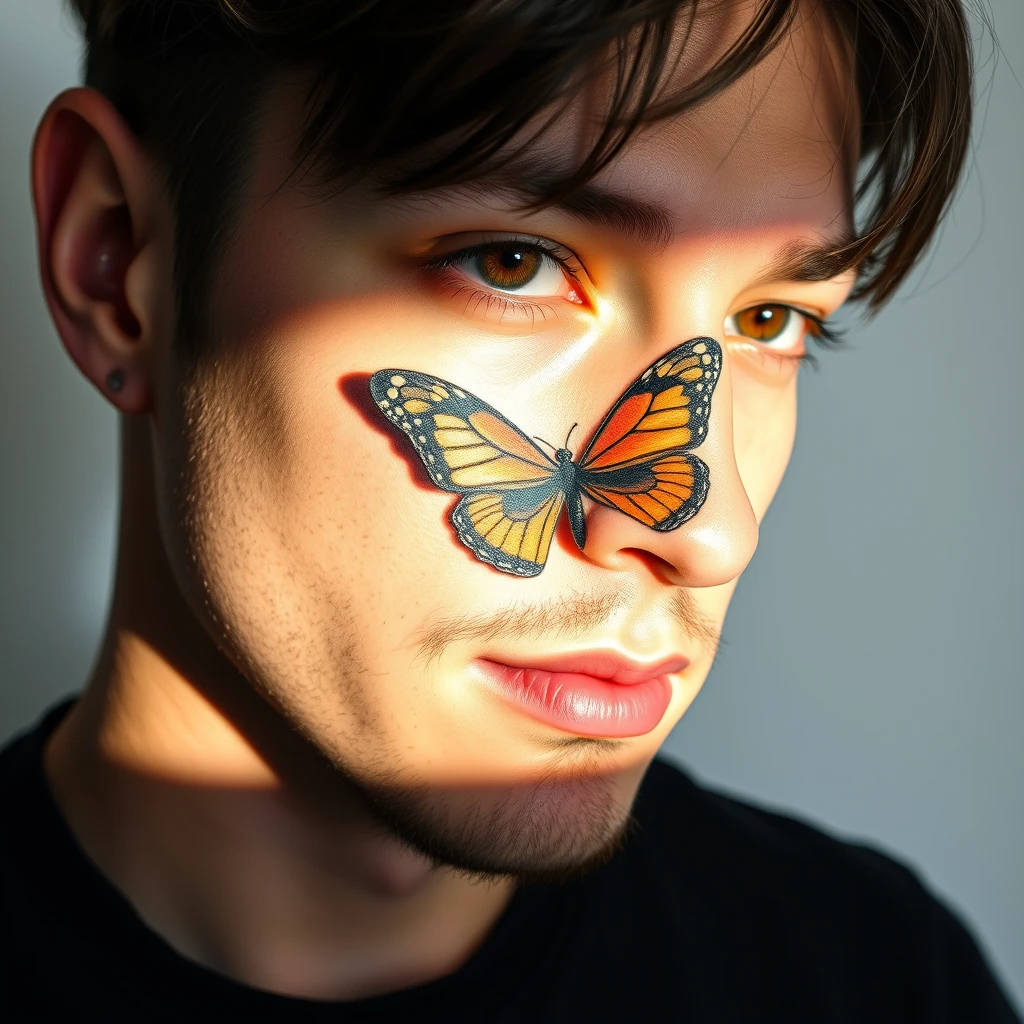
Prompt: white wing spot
<box><xmin>390</xmin><ymin>375</ymin><xmax>406</xmax><ymax>387</ymax></box>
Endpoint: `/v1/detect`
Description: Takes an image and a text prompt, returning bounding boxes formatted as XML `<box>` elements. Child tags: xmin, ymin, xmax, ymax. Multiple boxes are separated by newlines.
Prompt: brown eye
<box><xmin>725</xmin><ymin>303</ymin><xmax>812</xmax><ymax>355</ymax></box>
<box><xmin>474</xmin><ymin>244</ymin><xmax>543</xmax><ymax>290</ymax></box>
<box><xmin>733</xmin><ymin>304</ymin><xmax>791</xmax><ymax>340</ymax></box>
<box><xmin>434</xmin><ymin>236</ymin><xmax>586</xmax><ymax>313</ymax></box>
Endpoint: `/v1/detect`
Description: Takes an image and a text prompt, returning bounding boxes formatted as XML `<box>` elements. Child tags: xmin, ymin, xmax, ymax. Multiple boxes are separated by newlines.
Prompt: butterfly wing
<box><xmin>369</xmin><ymin>369</ymin><xmax>563</xmax><ymax>576</ymax></box>
<box><xmin>577</xmin><ymin>337</ymin><xmax>720</xmax><ymax>531</ymax></box>
<box><xmin>451</xmin><ymin>486</ymin><xmax>565</xmax><ymax>578</ymax></box>
<box><xmin>579</xmin><ymin>454</ymin><xmax>710</xmax><ymax>532</ymax></box>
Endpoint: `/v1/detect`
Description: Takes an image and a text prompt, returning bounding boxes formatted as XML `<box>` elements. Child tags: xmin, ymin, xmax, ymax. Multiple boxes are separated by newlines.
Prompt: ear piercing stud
<box><xmin>106</xmin><ymin>368</ymin><xmax>125</xmax><ymax>393</ymax></box>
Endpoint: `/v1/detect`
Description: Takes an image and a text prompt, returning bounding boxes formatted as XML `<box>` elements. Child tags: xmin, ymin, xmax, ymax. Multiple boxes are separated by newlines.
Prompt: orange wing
<box><xmin>577</xmin><ymin>338</ymin><xmax>720</xmax><ymax>530</ymax></box>
<box><xmin>580</xmin><ymin>453</ymin><xmax>709</xmax><ymax>530</ymax></box>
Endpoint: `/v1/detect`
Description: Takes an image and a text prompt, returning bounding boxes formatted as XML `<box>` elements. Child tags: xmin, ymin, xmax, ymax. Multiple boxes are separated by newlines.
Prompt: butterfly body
<box><xmin>369</xmin><ymin>337</ymin><xmax>722</xmax><ymax>577</ymax></box>
<box><xmin>552</xmin><ymin>448</ymin><xmax>588</xmax><ymax>549</ymax></box>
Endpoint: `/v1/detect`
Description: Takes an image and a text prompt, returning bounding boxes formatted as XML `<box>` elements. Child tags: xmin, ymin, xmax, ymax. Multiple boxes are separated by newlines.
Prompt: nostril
<box><xmin>617</xmin><ymin>548</ymin><xmax>684</xmax><ymax>585</ymax></box>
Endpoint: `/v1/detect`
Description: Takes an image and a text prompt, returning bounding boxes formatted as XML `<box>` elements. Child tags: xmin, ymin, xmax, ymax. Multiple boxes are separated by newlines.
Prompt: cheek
<box><xmin>729</xmin><ymin>358</ymin><xmax>799</xmax><ymax>522</ymax></box>
<box><xmin>182</xmin><ymin>312</ymin><xmax>501</xmax><ymax>660</ymax></box>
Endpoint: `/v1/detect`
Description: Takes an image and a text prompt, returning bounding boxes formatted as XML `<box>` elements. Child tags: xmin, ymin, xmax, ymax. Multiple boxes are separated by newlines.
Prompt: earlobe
<box><xmin>31</xmin><ymin>89</ymin><xmax>163</xmax><ymax>415</ymax></box>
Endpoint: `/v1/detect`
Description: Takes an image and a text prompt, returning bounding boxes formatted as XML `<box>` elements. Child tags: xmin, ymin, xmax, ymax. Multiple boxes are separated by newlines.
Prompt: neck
<box><xmin>43</xmin><ymin>419</ymin><xmax>514</xmax><ymax>1000</ymax></box>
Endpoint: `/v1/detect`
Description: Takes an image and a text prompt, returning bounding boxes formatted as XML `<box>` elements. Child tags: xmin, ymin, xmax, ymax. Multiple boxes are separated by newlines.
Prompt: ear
<box><xmin>31</xmin><ymin>87</ymin><xmax>170</xmax><ymax>415</ymax></box>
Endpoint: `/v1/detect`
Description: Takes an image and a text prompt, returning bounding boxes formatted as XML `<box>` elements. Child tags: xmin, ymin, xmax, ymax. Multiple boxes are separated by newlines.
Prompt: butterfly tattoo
<box><xmin>368</xmin><ymin>337</ymin><xmax>722</xmax><ymax>577</ymax></box>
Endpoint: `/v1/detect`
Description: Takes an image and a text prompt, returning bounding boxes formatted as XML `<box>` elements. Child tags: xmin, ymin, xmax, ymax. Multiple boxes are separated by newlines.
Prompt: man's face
<box><xmin>151</xmin><ymin>4</ymin><xmax>856</xmax><ymax>881</ymax></box>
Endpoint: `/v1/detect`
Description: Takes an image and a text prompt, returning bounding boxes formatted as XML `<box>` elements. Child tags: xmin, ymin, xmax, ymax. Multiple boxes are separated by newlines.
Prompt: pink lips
<box><xmin>476</xmin><ymin>651</ymin><xmax>688</xmax><ymax>738</ymax></box>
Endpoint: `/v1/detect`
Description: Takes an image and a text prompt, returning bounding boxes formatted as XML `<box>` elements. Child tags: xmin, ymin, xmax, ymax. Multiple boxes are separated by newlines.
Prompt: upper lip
<box><xmin>482</xmin><ymin>650</ymin><xmax>690</xmax><ymax>685</ymax></box>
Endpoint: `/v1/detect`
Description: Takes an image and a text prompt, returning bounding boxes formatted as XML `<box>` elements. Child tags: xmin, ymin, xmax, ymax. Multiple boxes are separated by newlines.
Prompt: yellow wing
<box><xmin>451</xmin><ymin>487</ymin><xmax>565</xmax><ymax>577</ymax></box>
<box><xmin>369</xmin><ymin>370</ymin><xmax>556</xmax><ymax>492</ymax></box>
<box><xmin>369</xmin><ymin>369</ymin><xmax>565</xmax><ymax>576</ymax></box>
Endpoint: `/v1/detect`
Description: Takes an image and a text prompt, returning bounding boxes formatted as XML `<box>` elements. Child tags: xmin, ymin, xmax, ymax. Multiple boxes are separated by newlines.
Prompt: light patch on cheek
<box><xmin>513</xmin><ymin>299</ymin><xmax>608</xmax><ymax>393</ymax></box>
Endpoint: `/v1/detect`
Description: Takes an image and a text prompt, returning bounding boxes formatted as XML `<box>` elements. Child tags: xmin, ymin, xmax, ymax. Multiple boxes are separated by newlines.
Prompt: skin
<box><xmin>33</xmin><ymin>0</ymin><xmax>857</xmax><ymax>1002</ymax></box>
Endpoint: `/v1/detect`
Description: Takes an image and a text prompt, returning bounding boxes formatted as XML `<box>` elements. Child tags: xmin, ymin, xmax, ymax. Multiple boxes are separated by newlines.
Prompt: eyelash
<box><xmin>787</xmin><ymin>312</ymin><xmax>846</xmax><ymax>369</ymax></box>
<box><xmin>422</xmin><ymin>235</ymin><xmax>585</xmax><ymax>322</ymax></box>
<box><xmin>423</xmin><ymin>237</ymin><xmax>846</xmax><ymax>359</ymax></box>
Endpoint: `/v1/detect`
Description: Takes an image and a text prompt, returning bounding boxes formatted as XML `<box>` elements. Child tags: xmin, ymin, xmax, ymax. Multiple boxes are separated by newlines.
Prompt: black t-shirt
<box><xmin>2</xmin><ymin>700</ymin><xmax>1019</xmax><ymax>1022</ymax></box>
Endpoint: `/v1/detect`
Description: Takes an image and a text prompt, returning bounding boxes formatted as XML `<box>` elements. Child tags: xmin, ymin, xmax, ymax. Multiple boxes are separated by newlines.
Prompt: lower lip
<box><xmin>477</xmin><ymin>660</ymin><xmax>674</xmax><ymax>738</ymax></box>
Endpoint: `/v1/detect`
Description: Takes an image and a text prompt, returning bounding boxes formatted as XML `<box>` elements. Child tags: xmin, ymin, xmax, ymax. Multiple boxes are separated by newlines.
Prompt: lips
<box><xmin>508</xmin><ymin>652</ymin><xmax>690</xmax><ymax>685</ymax></box>
<box><xmin>476</xmin><ymin>650</ymin><xmax>688</xmax><ymax>739</ymax></box>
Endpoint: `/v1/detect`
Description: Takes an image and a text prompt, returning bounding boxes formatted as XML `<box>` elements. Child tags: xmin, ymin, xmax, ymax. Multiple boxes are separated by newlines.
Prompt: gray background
<box><xmin>2</xmin><ymin>0</ymin><xmax>1021</xmax><ymax>1010</ymax></box>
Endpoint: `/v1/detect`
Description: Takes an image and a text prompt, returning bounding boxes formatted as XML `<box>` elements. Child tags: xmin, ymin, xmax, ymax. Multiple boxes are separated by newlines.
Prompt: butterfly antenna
<box><xmin>533</xmin><ymin>435</ymin><xmax>559</xmax><ymax>456</ymax></box>
<box><xmin>564</xmin><ymin>423</ymin><xmax>579</xmax><ymax>449</ymax></box>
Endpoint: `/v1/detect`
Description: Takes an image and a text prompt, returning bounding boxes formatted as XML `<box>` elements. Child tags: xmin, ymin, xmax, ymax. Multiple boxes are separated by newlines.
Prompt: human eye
<box><xmin>422</xmin><ymin>236</ymin><xmax>587</xmax><ymax>323</ymax></box>
<box><xmin>724</xmin><ymin>302</ymin><xmax>843</xmax><ymax>369</ymax></box>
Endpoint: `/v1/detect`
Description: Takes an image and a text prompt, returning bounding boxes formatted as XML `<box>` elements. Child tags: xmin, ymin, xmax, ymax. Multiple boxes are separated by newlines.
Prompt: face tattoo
<box><xmin>369</xmin><ymin>337</ymin><xmax>722</xmax><ymax>577</ymax></box>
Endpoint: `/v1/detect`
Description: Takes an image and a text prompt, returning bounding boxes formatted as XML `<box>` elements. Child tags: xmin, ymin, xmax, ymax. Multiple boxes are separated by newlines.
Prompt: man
<box><xmin>2</xmin><ymin>0</ymin><xmax>1018</xmax><ymax>1018</ymax></box>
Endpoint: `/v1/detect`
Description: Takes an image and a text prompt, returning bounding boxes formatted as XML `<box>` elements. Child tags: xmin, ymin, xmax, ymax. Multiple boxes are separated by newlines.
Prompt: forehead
<box><xmin>508</xmin><ymin>1</ymin><xmax>858</xmax><ymax>244</ymax></box>
<box><xmin>244</xmin><ymin>0</ymin><xmax>857</xmax><ymax>273</ymax></box>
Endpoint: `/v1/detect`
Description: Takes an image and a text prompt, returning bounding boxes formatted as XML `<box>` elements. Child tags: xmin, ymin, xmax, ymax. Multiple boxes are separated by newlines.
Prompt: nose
<box><xmin>580</xmin><ymin>346</ymin><xmax>759</xmax><ymax>588</ymax></box>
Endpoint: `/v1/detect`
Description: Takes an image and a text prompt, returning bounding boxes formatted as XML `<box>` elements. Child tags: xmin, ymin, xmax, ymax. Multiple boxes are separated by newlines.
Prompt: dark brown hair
<box><xmin>66</xmin><ymin>0</ymin><xmax>975</xmax><ymax>358</ymax></box>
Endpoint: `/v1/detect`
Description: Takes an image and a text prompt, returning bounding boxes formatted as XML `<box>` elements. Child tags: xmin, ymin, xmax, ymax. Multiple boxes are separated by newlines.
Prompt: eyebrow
<box><xmin>753</xmin><ymin>226</ymin><xmax>858</xmax><ymax>284</ymax></box>
<box><xmin>399</xmin><ymin>170</ymin><xmax>675</xmax><ymax>249</ymax></box>
<box><xmin>392</xmin><ymin>162</ymin><xmax>857</xmax><ymax>284</ymax></box>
